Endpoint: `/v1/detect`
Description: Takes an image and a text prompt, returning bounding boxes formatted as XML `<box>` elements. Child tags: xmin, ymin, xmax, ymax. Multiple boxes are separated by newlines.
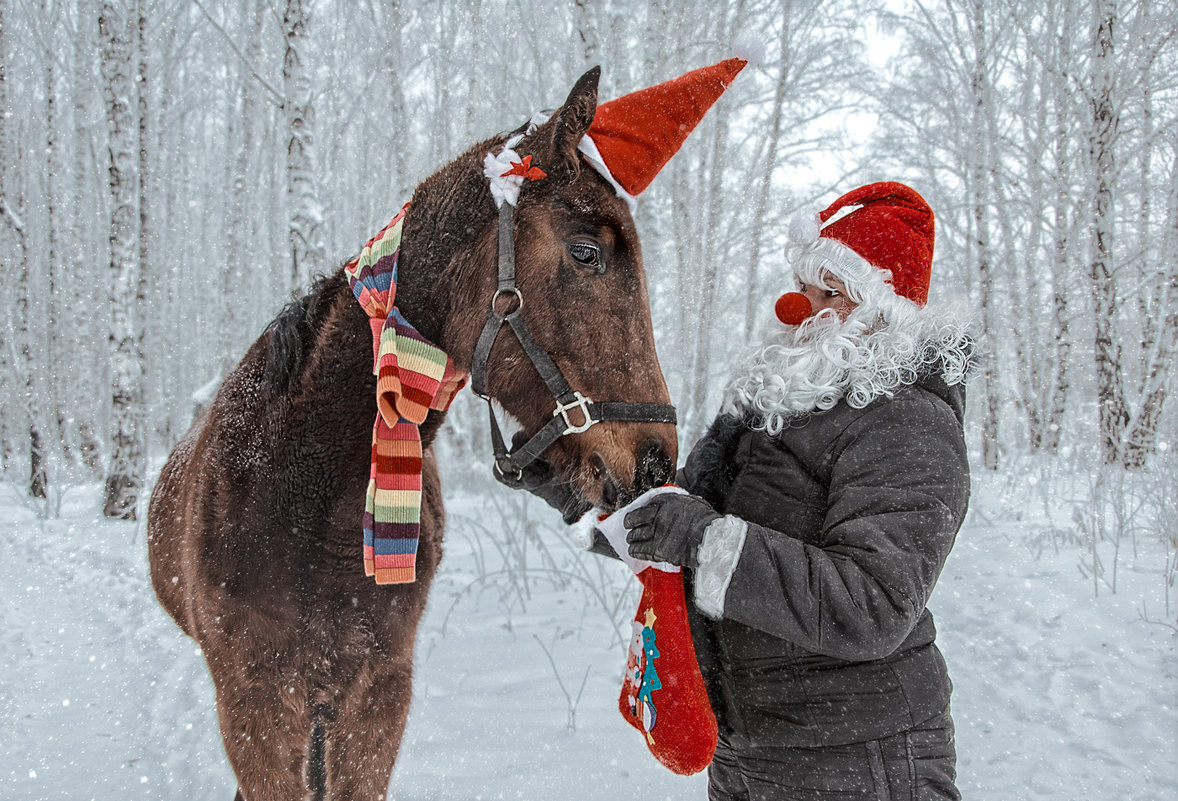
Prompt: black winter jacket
<box><xmin>681</xmin><ymin>371</ymin><xmax>970</xmax><ymax>748</ymax></box>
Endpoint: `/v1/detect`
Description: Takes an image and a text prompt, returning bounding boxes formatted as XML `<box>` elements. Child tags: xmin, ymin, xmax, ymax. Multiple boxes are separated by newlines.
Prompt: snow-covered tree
<box><xmin>99</xmin><ymin>0</ymin><xmax>145</xmax><ymax>519</ymax></box>
<box><xmin>282</xmin><ymin>0</ymin><xmax>325</xmax><ymax>289</ymax></box>
<box><xmin>1</xmin><ymin>0</ymin><xmax>1173</xmax><ymax>514</ymax></box>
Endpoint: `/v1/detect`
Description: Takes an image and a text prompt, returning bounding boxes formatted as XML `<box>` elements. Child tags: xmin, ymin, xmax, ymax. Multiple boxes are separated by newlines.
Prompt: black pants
<box><xmin>707</xmin><ymin>708</ymin><xmax>961</xmax><ymax>801</ymax></box>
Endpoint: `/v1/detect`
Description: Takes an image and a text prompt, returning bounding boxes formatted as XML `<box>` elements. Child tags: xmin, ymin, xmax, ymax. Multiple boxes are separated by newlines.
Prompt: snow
<box><xmin>0</xmin><ymin>471</ymin><xmax>1174</xmax><ymax>800</ymax></box>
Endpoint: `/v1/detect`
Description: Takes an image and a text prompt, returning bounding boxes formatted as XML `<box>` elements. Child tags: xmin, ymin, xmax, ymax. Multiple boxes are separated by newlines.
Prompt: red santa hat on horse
<box><xmin>486</xmin><ymin>57</ymin><xmax>749</xmax><ymax>210</ymax></box>
<box><xmin>723</xmin><ymin>182</ymin><xmax>974</xmax><ymax>435</ymax></box>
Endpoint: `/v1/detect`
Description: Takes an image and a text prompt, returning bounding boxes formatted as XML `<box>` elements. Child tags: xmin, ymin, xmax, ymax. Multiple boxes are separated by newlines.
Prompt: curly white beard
<box><xmin>720</xmin><ymin>295</ymin><xmax>973</xmax><ymax>437</ymax></box>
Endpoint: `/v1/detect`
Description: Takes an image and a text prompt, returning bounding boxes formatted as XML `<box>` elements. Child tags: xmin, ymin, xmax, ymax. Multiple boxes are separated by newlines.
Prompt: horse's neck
<box><xmin>293</xmin><ymin>143</ymin><xmax>498</xmax><ymax>459</ymax></box>
<box><xmin>394</xmin><ymin>141</ymin><xmax>499</xmax><ymax>354</ymax></box>
<box><xmin>287</xmin><ymin>276</ymin><xmax>450</xmax><ymax>453</ymax></box>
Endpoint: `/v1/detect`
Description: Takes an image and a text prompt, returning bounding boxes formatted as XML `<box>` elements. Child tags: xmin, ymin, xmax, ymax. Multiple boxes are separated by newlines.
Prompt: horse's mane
<box><xmin>262</xmin><ymin>271</ymin><xmax>348</xmax><ymax>395</ymax></box>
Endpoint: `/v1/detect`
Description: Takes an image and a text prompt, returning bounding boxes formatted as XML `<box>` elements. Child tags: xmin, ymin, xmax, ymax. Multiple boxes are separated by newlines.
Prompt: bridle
<box><xmin>469</xmin><ymin>200</ymin><xmax>677</xmax><ymax>480</ymax></box>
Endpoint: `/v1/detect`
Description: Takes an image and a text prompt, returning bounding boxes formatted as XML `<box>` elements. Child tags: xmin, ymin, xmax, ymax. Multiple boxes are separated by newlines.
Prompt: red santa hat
<box><xmin>485</xmin><ymin>58</ymin><xmax>747</xmax><ymax>210</ymax></box>
<box><xmin>585</xmin><ymin>58</ymin><xmax>748</xmax><ymax>199</ymax></box>
<box><xmin>775</xmin><ymin>181</ymin><xmax>935</xmax><ymax>325</ymax></box>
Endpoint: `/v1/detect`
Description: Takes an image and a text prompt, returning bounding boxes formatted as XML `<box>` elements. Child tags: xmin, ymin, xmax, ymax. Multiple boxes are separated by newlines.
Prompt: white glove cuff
<box><xmin>693</xmin><ymin>515</ymin><xmax>747</xmax><ymax>619</ymax></box>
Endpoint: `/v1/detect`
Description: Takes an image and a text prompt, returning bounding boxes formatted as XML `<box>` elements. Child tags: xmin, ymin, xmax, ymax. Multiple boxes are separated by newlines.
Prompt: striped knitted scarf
<box><xmin>344</xmin><ymin>204</ymin><xmax>467</xmax><ymax>584</ymax></box>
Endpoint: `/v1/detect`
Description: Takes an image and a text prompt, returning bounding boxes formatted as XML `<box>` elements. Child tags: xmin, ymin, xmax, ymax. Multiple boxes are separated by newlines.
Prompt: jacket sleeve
<box><xmin>702</xmin><ymin>395</ymin><xmax>970</xmax><ymax>661</ymax></box>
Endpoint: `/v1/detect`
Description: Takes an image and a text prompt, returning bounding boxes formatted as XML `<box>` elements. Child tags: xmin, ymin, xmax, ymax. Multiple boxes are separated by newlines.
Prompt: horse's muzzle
<box><xmin>595</xmin><ymin>437</ymin><xmax>675</xmax><ymax>511</ymax></box>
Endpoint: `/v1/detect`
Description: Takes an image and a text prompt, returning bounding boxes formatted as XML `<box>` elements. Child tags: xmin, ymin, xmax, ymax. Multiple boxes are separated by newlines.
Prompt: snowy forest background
<box><xmin>1</xmin><ymin>0</ymin><xmax>1176</xmax><ymax>528</ymax></box>
<box><xmin>0</xmin><ymin>0</ymin><xmax>1176</xmax><ymax>799</ymax></box>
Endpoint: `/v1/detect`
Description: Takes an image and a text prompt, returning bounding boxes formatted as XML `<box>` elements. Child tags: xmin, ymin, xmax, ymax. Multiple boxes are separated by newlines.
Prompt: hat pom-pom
<box><xmin>787</xmin><ymin>212</ymin><xmax>820</xmax><ymax>247</ymax></box>
<box><xmin>732</xmin><ymin>31</ymin><xmax>766</xmax><ymax>69</ymax></box>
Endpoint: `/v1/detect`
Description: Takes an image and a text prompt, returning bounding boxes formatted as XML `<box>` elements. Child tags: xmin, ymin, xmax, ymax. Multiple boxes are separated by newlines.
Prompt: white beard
<box><xmin>720</xmin><ymin>299</ymin><xmax>972</xmax><ymax>437</ymax></box>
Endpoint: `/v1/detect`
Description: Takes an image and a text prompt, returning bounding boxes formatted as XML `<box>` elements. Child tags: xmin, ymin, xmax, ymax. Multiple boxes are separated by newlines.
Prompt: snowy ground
<box><xmin>0</xmin><ymin>468</ymin><xmax>1174</xmax><ymax>801</ymax></box>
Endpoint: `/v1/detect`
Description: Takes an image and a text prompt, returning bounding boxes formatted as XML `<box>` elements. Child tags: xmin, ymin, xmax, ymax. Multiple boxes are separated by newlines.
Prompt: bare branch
<box><xmin>191</xmin><ymin>0</ymin><xmax>283</xmax><ymax>105</ymax></box>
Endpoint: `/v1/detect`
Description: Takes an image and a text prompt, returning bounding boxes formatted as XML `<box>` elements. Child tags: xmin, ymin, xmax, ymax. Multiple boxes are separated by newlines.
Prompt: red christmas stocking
<box><xmin>617</xmin><ymin>566</ymin><xmax>718</xmax><ymax>775</ymax></box>
<box><xmin>589</xmin><ymin>486</ymin><xmax>718</xmax><ymax>775</ymax></box>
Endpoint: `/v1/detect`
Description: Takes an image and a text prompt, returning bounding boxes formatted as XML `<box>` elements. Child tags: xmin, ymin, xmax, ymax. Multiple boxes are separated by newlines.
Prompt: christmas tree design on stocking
<box><xmin>629</xmin><ymin>608</ymin><xmax>662</xmax><ymax>736</ymax></box>
<box><xmin>591</xmin><ymin>487</ymin><xmax>719</xmax><ymax>775</ymax></box>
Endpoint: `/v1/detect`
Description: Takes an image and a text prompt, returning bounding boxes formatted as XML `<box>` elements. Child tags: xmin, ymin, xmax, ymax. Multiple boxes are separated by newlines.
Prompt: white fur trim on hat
<box><xmin>483</xmin><ymin>144</ymin><xmax>526</xmax><ymax>207</ymax></box>
<box><xmin>790</xmin><ymin>236</ymin><xmax>914</xmax><ymax>312</ymax></box>
<box><xmin>578</xmin><ymin>134</ymin><xmax>638</xmax><ymax>212</ymax></box>
<box><xmin>485</xmin><ymin>111</ymin><xmax>638</xmax><ymax>211</ymax></box>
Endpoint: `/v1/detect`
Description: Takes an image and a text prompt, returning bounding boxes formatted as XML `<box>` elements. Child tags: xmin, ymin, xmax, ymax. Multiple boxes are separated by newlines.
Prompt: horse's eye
<box><xmin>568</xmin><ymin>242</ymin><xmax>604</xmax><ymax>273</ymax></box>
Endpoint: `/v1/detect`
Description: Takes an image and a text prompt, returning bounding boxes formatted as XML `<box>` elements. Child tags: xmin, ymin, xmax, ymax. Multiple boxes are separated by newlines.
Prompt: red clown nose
<box><xmin>775</xmin><ymin>292</ymin><xmax>812</xmax><ymax>325</ymax></box>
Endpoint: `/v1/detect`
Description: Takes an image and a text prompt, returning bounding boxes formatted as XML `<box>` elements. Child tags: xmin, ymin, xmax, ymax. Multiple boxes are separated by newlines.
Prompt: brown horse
<box><xmin>147</xmin><ymin>68</ymin><xmax>676</xmax><ymax>800</ymax></box>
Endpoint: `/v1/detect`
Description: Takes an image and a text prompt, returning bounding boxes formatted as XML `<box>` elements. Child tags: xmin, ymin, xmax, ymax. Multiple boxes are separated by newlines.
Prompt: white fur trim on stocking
<box><xmin>591</xmin><ymin>486</ymin><xmax>685</xmax><ymax>576</ymax></box>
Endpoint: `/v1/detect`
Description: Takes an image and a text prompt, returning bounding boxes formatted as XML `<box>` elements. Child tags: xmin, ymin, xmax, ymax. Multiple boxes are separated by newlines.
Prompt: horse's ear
<box><xmin>546</xmin><ymin>66</ymin><xmax>600</xmax><ymax>171</ymax></box>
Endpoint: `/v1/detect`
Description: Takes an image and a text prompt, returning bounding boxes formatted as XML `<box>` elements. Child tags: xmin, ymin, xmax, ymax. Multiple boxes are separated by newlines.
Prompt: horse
<box><xmin>146</xmin><ymin>67</ymin><xmax>677</xmax><ymax>800</ymax></box>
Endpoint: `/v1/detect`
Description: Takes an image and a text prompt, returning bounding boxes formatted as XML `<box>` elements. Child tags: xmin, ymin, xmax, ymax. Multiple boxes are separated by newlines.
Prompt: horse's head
<box><xmin>434</xmin><ymin>67</ymin><xmax>677</xmax><ymax>512</ymax></box>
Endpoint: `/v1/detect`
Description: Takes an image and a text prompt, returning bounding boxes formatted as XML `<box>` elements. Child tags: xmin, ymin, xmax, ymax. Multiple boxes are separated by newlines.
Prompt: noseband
<box><xmin>470</xmin><ymin>201</ymin><xmax>677</xmax><ymax>480</ymax></box>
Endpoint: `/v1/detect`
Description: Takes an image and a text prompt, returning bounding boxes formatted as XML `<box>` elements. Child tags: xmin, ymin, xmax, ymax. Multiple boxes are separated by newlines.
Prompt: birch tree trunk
<box><xmin>684</xmin><ymin>110</ymin><xmax>731</xmax><ymax>443</ymax></box>
<box><xmin>1045</xmin><ymin>141</ymin><xmax>1073</xmax><ymax>453</ymax></box>
<box><xmin>1122</xmin><ymin>152</ymin><xmax>1178</xmax><ymax>468</ymax></box>
<box><xmin>969</xmin><ymin>0</ymin><xmax>1001</xmax><ymax>471</ymax></box>
<box><xmin>1087</xmin><ymin>1</ymin><xmax>1128</xmax><ymax>465</ymax></box>
<box><xmin>0</xmin><ymin>0</ymin><xmax>47</xmax><ymax>498</ymax></box>
<box><xmin>73</xmin><ymin>0</ymin><xmax>104</xmax><ymax>475</ymax></box>
<box><xmin>16</xmin><ymin>222</ymin><xmax>44</xmax><ymax>499</ymax></box>
<box><xmin>1043</xmin><ymin>17</ymin><xmax>1075</xmax><ymax>455</ymax></box>
<box><xmin>44</xmin><ymin>38</ymin><xmax>65</xmax><ymax>484</ymax></box>
<box><xmin>135</xmin><ymin>0</ymin><xmax>154</xmax><ymax>441</ymax></box>
<box><xmin>462</xmin><ymin>0</ymin><xmax>483</xmax><ymax>142</ymax></box>
<box><xmin>1119</xmin><ymin>3</ymin><xmax>1174</xmax><ymax>468</ymax></box>
<box><xmin>680</xmin><ymin>0</ymin><xmax>733</xmax><ymax>443</ymax></box>
<box><xmin>283</xmin><ymin>0</ymin><xmax>324</xmax><ymax>290</ymax></box>
<box><xmin>0</xmin><ymin>0</ymin><xmax>10</xmax><ymax>471</ymax></box>
<box><xmin>385</xmin><ymin>0</ymin><xmax>410</xmax><ymax>202</ymax></box>
<box><xmin>573</xmin><ymin>0</ymin><xmax>599</xmax><ymax>68</ymax></box>
<box><xmin>100</xmin><ymin>0</ymin><xmax>146</xmax><ymax>519</ymax></box>
<box><xmin>743</xmin><ymin>8</ymin><xmax>791</xmax><ymax>342</ymax></box>
<box><xmin>1011</xmin><ymin>58</ymin><xmax>1047</xmax><ymax>450</ymax></box>
<box><xmin>221</xmin><ymin>0</ymin><xmax>264</xmax><ymax>373</ymax></box>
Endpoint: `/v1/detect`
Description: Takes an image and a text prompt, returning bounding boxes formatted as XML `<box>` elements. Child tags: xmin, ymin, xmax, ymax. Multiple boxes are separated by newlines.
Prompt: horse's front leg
<box><xmin>212</xmin><ymin>660</ymin><xmax>313</xmax><ymax>801</ymax></box>
<box><xmin>322</xmin><ymin>662</ymin><xmax>416</xmax><ymax>800</ymax></box>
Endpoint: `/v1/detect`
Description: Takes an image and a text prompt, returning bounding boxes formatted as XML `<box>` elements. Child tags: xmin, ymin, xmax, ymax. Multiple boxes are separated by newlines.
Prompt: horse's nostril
<box><xmin>594</xmin><ymin>452</ymin><xmax>621</xmax><ymax>511</ymax></box>
<box><xmin>635</xmin><ymin>440</ymin><xmax>674</xmax><ymax>494</ymax></box>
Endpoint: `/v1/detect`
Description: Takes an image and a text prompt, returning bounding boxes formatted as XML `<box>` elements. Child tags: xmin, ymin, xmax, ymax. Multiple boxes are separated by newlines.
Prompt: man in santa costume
<box><xmin>526</xmin><ymin>180</ymin><xmax>973</xmax><ymax>798</ymax></box>
<box><xmin>623</xmin><ymin>181</ymin><xmax>974</xmax><ymax>799</ymax></box>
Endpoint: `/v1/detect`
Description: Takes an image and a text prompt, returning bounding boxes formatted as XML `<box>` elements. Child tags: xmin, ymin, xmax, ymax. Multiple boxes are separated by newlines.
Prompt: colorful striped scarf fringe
<box><xmin>344</xmin><ymin>203</ymin><xmax>467</xmax><ymax>584</ymax></box>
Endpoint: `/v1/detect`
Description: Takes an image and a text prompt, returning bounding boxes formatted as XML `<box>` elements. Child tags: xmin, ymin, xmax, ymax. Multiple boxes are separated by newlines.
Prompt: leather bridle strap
<box><xmin>470</xmin><ymin>202</ymin><xmax>676</xmax><ymax>479</ymax></box>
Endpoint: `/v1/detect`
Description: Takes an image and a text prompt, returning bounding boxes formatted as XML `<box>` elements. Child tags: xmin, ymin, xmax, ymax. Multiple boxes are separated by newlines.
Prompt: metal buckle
<box><xmin>491</xmin><ymin>287</ymin><xmax>523</xmax><ymax>317</ymax></box>
<box><xmin>553</xmin><ymin>391</ymin><xmax>597</xmax><ymax>435</ymax></box>
<box><xmin>493</xmin><ymin>459</ymin><xmax>523</xmax><ymax>483</ymax></box>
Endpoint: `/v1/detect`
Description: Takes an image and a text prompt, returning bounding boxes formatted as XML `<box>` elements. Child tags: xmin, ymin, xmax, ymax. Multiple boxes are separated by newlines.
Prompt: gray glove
<box><xmin>624</xmin><ymin>492</ymin><xmax>720</xmax><ymax>569</ymax></box>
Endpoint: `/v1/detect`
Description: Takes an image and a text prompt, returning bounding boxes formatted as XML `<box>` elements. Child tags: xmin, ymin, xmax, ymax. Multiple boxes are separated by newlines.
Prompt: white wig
<box><xmin>720</xmin><ymin>242</ymin><xmax>974</xmax><ymax>436</ymax></box>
